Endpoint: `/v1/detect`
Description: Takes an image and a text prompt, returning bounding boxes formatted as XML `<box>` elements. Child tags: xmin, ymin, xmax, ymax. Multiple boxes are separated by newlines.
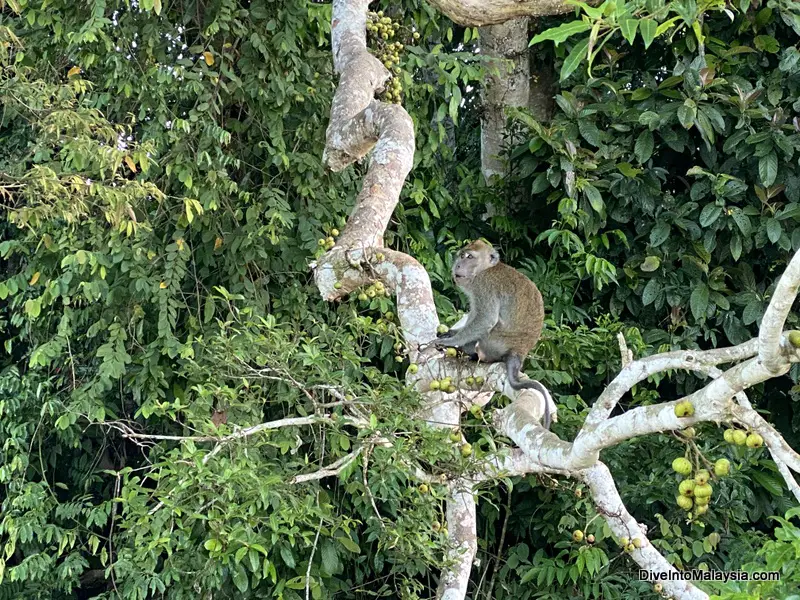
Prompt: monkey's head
<box><xmin>452</xmin><ymin>240</ymin><xmax>499</xmax><ymax>286</ymax></box>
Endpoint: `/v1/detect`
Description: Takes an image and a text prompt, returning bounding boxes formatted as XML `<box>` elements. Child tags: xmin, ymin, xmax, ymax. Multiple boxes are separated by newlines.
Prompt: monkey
<box><xmin>434</xmin><ymin>240</ymin><xmax>552</xmax><ymax>429</ymax></box>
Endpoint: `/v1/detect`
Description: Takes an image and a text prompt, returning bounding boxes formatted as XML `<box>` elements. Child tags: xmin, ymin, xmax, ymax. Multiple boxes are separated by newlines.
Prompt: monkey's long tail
<box><xmin>506</xmin><ymin>354</ymin><xmax>552</xmax><ymax>430</ymax></box>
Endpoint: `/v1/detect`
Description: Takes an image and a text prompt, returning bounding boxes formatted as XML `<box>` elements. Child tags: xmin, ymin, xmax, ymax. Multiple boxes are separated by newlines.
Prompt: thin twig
<box><xmin>362</xmin><ymin>445</ymin><xmax>385</xmax><ymax>528</ymax></box>
<box><xmin>291</xmin><ymin>448</ymin><xmax>364</xmax><ymax>484</ymax></box>
<box><xmin>485</xmin><ymin>487</ymin><xmax>512</xmax><ymax>599</ymax></box>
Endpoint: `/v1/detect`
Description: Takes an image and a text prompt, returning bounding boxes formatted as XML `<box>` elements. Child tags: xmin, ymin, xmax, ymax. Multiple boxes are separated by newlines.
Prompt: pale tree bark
<box><xmin>427</xmin><ymin>0</ymin><xmax>572</xmax><ymax>26</ymax></box>
<box><xmin>479</xmin><ymin>18</ymin><xmax>530</xmax><ymax>183</ymax></box>
<box><xmin>316</xmin><ymin>2</ymin><xmax>800</xmax><ymax>600</ymax></box>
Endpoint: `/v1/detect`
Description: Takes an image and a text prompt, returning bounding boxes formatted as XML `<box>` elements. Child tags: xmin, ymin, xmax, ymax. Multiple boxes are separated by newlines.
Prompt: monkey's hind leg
<box><xmin>474</xmin><ymin>338</ymin><xmax>506</xmax><ymax>363</ymax></box>
<box><xmin>460</xmin><ymin>341</ymin><xmax>479</xmax><ymax>362</ymax></box>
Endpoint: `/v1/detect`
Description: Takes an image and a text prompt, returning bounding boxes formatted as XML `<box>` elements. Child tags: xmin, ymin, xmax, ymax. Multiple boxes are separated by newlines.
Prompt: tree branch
<box><xmin>426</xmin><ymin>0</ymin><xmax>573</xmax><ymax>26</ymax></box>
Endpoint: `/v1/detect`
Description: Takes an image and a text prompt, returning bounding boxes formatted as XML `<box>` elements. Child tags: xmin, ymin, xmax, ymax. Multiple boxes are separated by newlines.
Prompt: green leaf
<box><xmin>639</xmin><ymin>111</ymin><xmax>661</xmax><ymax>129</ymax></box>
<box><xmin>730</xmin><ymin>208</ymin><xmax>751</xmax><ymax>236</ymax></box>
<box><xmin>742</xmin><ymin>300</ymin><xmax>763</xmax><ymax>325</ymax></box>
<box><xmin>642</xmin><ymin>278</ymin><xmax>662</xmax><ymax>306</ymax></box>
<box><xmin>634</xmin><ymin>130</ymin><xmax>654</xmax><ymax>163</ymax></box>
<box><xmin>321</xmin><ymin>540</ymin><xmax>339</xmax><ymax>575</ymax></box>
<box><xmin>448</xmin><ymin>85</ymin><xmax>462</xmax><ymax>124</ymax></box>
<box><xmin>750</xmin><ymin>470</ymin><xmax>785</xmax><ymax>496</ymax></box>
<box><xmin>754</xmin><ymin>35</ymin><xmax>780</xmax><ymax>54</ymax></box>
<box><xmin>766</xmin><ymin>219</ymin><xmax>782</xmax><ymax>243</ymax></box>
<box><xmin>617</xmin><ymin>162</ymin><xmax>642</xmax><ymax>178</ymax></box>
<box><xmin>759</xmin><ymin>152</ymin><xmax>778</xmax><ymax>187</ymax></box>
<box><xmin>280</xmin><ymin>546</ymin><xmax>296</xmax><ymax>568</ymax></box>
<box><xmin>620</xmin><ymin>18</ymin><xmax>638</xmax><ymax>44</ymax></box>
<box><xmin>337</xmin><ymin>535</ymin><xmax>361</xmax><ymax>553</ymax></box>
<box><xmin>677</xmin><ymin>101</ymin><xmax>696</xmax><ymax>129</ymax></box>
<box><xmin>699</xmin><ymin>204</ymin><xmax>722</xmax><ymax>227</ymax></box>
<box><xmin>641</xmin><ymin>256</ymin><xmax>661</xmax><ymax>272</ymax></box>
<box><xmin>584</xmin><ymin>184</ymin><xmax>604</xmax><ymax>213</ymax></box>
<box><xmin>690</xmin><ymin>283</ymin><xmax>709</xmax><ymax>320</ymax></box>
<box><xmin>650</xmin><ymin>222</ymin><xmax>670</xmax><ymax>247</ymax></box>
<box><xmin>730</xmin><ymin>234</ymin><xmax>743</xmax><ymax>261</ymax></box>
<box><xmin>639</xmin><ymin>19</ymin><xmax>657</xmax><ymax>48</ymax></box>
<box><xmin>232</xmin><ymin>563</ymin><xmax>250</xmax><ymax>593</ymax></box>
<box><xmin>560</xmin><ymin>38</ymin><xmax>590</xmax><ymax>81</ymax></box>
<box><xmin>530</xmin><ymin>20</ymin><xmax>592</xmax><ymax>46</ymax></box>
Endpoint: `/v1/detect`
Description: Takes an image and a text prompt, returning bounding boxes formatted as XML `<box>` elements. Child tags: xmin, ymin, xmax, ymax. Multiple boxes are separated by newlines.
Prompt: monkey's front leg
<box><xmin>434</xmin><ymin>310</ymin><xmax>497</xmax><ymax>350</ymax></box>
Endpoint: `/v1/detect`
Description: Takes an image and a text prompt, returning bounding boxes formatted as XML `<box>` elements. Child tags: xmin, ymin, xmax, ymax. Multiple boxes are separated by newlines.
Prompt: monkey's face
<box><xmin>452</xmin><ymin>243</ymin><xmax>499</xmax><ymax>286</ymax></box>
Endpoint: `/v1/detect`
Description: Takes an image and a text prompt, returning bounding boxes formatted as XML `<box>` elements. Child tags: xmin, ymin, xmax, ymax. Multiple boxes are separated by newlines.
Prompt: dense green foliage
<box><xmin>1</xmin><ymin>0</ymin><xmax>799</xmax><ymax>598</ymax></box>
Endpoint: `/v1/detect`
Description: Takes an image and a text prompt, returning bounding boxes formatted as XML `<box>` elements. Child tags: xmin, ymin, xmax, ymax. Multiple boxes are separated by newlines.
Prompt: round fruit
<box><xmin>394</xmin><ymin>355</ymin><xmax>403</xmax><ymax>362</ymax></box>
<box><xmin>633</xmin><ymin>538</ymin><xmax>643</xmax><ymax>548</ymax></box>
<box><xmin>465</xmin><ymin>376</ymin><xmax>475</xmax><ymax>386</ymax></box>
<box><xmin>449</xmin><ymin>431</ymin><xmax>461</xmax><ymax>443</ymax></box>
<box><xmin>333</xmin><ymin>282</ymin><xmax>342</xmax><ymax>289</ymax></box>
<box><xmin>678</xmin><ymin>479</ymin><xmax>695</xmax><ymax>497</ymax></box>
<box><xmin>694</xmin><ymin>469</ymin><xmax>710</xmax><ymax>485</ymax></box>
<box><xmin>469</xmin><ymin>404</ymin><xmax>481</xmax><ymax>416</ymax></box>
<box><xmin>724</xmin><ymin>428</ymin><xmax>736</xmax><ymax>443</ymax></box>
<box><xmin>430</xmin><ymin>380</ymin><xmax>441</xmax><ymax>391</ymax></box>
<box><xmin>330</xmin><ymin>228</ymin><xmax>339</xmax><ymax>237</ymax></box>
<box><xmin>385</xmin><ymin>312</ymin><xmax>394</xmax><ymax>320</ymax></box>
<box><xmin>358</xmin><ymin>293</ymin><xmax>368</xmax><ymax>302</ymax></box>
<box><xmin>440</xmin><ymin>377</ymin><xmax>451</xmax><ymax>387</ymax></box>
<box><xmin>367</xmin><ymin>289</ymin><xmax>376</xmax><ymax>298</ymax></box>
<box><xmin>446</xmin><ymin>384</ymin><xmax>456</xmax><ymax>393</ymax></box>
<box><xmin>395</xmin><ymin>342</ymin><xmax>403</xmax><ymax>352</ymax></box>
<box><xmin>619</xmin><ymin>537</ymin><xmax>629</xmax><ymax>546</ymax></box>
<box><xmin>318</xmin><ymin>238</ymin><xmax>326</xmax><ymax>246</ymax></box>
<box><xmin>672</xmin><ymin>457</ymin><xmax>692</xmax><ymax>476</ymax></box>
<box><xmin>445</xmin><ymin>348</ymin><xmax>457</xmax><ymax>357</ymax></box>
<box><xmin>677</xmin><ymin>495</ymin><xmax>693</xmax><ymax>510</ymax></box>
<box><xmin>408</xmin><ymin>364</ymin><xmax>419</xmax><ymax>375</ymax></box>
<box><xmin>432</xmin><ymin>521</ymin><xmax>441</xmax><ymax>531</ymax></box>
<box><xmin>586</xmin><ymin>534</ymin><xmax>595</xmax><ymax>544</ymax></box>
<box><xmin>674</xmin><ymin>400</ymin><xmax>695</xmax><ymax>417</ymax></box>
<box><xmin>694</xmin><ymin>495</ymin><xmax>709</xmax><ymax>506</ymax></box>
<box><xmin>694</xmin><ymin>483</ymin><xmax>712</xmax><ymax>499</ymax></box>
<box><xmin>682</xmin><ymin>427</ymin><xmax>696</xmax><ymax>438</ymax></box>
<box><xmin>746</xmin><ymin>433</ymin><xmax>764</xmax><ymax>448</ymax></box>
<box><xmin>475</xmin><ymin>376</ymin><xmax>485</xmax><ymax>386</ymax></box>
<box><xmin>575</xmin><ymin>488</ymin><xmax>583</xmax><ymax>498</ymax></box>
<box><xmin>460</xmin><ymin>443</ymin><xmax>473</xmax><ymax>457</ymax></box>
<box><xmin>418</xmin><ymin>484</ymin><xmax>428</xmax><ymax>494</ymax></box>
<box><xmin>625</xmin><ymin>543</ymin><xmax>635</xmax><ymax>553</ymax></box>
<box><xmin>326</xmin><ymin>236</ymin><xmax>334</xmax><ymax>244</ymax></box>
<box><xmin>654</xmin><ymin>584</ymin><xmax>663</xmax><ymax>593</ymax></box>
<box><xmin>437</xmin><ymin>324</ymin><xmax>449</xmax><ymax>334</ymax></box>
<box><xmin>572</xmin><ymin>530</ymin><xmax>584</xmax><ymax>542</ymax></box>
<box><xmin>695</xmin><ymin>503</ymin><xmax>709</xmax><ymax>516</ymax></box>
<box><xmin>413</xmin><ymin>31</ymin><xmax>420</xmax><ymax>39</ymax></box>
<box><xmin>375</xmin><ymin>253</ymin><xmax>385</xmax><ymax>261</ymax></box>
<box><xmin>733</xmin><ymin>430</ymin><xmax>747</xmax><ymax>445</ymax></box>
<box><xmin>714</xmin><ymin>458</ymin><xmax>730</xmax><ymax>477</ymax></box>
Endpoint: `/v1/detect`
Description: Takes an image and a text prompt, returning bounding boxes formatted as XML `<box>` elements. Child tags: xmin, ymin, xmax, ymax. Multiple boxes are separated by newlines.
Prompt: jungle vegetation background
<box><xmin>1</xmin><ymin>0</ymin><xmax>800</xmax><ymax>598</ymax></box>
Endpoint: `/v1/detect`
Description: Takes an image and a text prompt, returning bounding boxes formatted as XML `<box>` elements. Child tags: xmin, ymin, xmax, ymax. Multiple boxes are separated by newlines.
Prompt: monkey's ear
<box><xmin>489</xmin><ymin>250</ymin><xmax>500</xmax><ymax>265</ymax></box>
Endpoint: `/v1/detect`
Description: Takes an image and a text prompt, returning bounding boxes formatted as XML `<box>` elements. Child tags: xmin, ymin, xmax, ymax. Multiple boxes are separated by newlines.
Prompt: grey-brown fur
<box><xmin>435</xmin><ymin>240</ymin><xmax>551</xmax><ymax>429</ymax></box>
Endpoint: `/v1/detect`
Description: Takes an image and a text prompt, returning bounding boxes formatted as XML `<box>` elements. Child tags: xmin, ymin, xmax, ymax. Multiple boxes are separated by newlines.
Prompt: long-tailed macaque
<box><xmin>436</xmin><ymin>240</ymin><xmax>551</xmax><ymax>429</ymax></box>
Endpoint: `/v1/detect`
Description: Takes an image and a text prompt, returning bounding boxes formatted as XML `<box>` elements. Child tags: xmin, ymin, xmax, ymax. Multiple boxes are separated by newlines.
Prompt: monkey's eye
<box><xmin>463</xmin><ymin>253</ymin><xmax>473</xmax><ymax>259</ymax></box>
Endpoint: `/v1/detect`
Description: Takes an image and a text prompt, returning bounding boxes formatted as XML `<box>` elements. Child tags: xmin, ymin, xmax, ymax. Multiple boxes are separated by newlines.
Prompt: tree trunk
<box><xmin>479</xmin><ymin>17</ymin><xmax>530</xmax><ymax>183</ymax></box>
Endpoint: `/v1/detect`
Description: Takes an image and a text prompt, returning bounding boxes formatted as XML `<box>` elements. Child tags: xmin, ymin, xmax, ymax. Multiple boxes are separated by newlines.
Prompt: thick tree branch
<box><xmin>426</xmin><ymin>0</ymin><xmax>573</xmax><ymax>26</ymax></box>
<box><xmin>583</xmin><ymin>464</ymin><xmax>709</xmax><ymax>600</ymax></box>
<box><xmin>759</xmin><ymin>249</ymin><xmax>800</xmax><ymax>373</ymax></box>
